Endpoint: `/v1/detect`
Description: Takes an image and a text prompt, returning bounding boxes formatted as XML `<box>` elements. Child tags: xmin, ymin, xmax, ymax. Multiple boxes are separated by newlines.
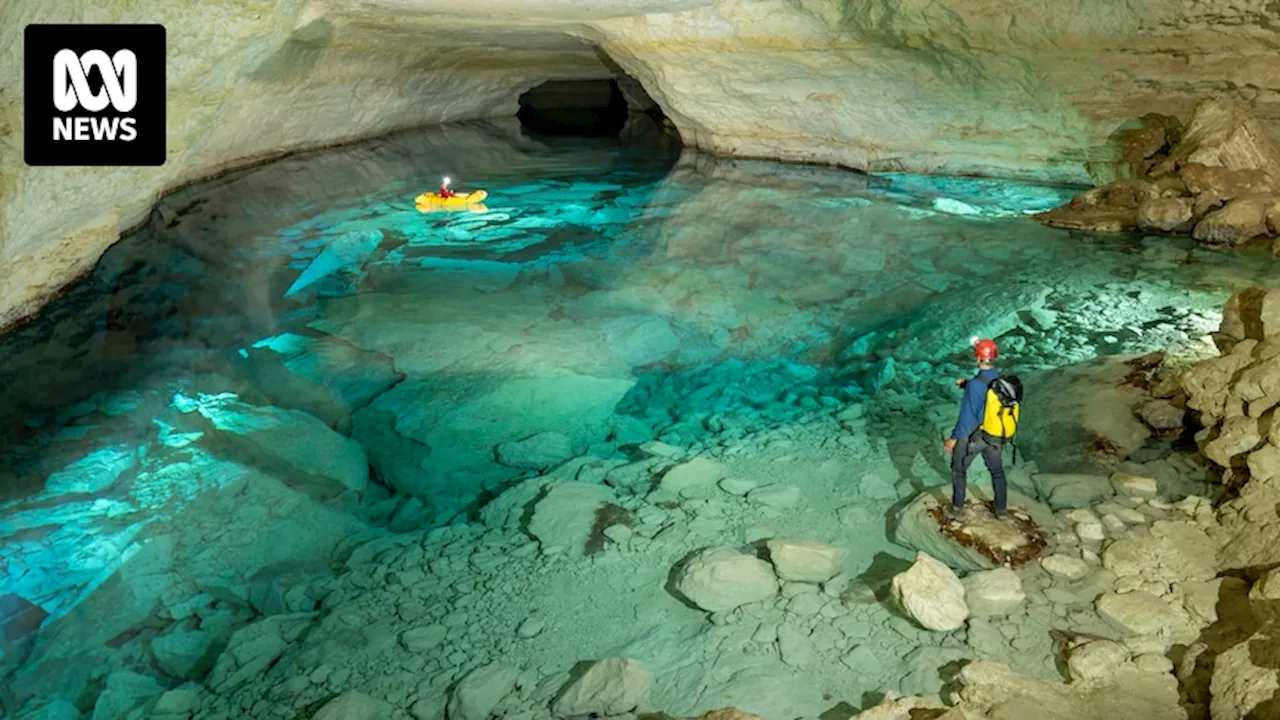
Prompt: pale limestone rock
<box><xmin>449</xmin><ymin>664</ymin><xmax>520</xmax><ymax>720</ymax></box>
<box><xmin>173</xmin><ymin>394</ymin><xmax>368</xmax><ymax>499</ymax></box>
<box><xmin>776</xmin><ymin>624</ymin><xmax>814</xmax><ymax>667</ymax></box>
<box><xmin>746</xmin><ymin>483</ymin><xmax>801</xmax><ymax>508</ymax></box>
<box><xmin>1067</xmin><ymin>640</ymin><xmax>1130</xmax><ymax>684</ymax></box>
<box><xmin>1076</xmin><ymin>520</ymin><xmax>1106</xmax><ymax>543</ymax></box>
<box><xmin>553</xmin><ymin>658</ymin><xmax>651</xmax><ymax>717</ymax></box>
<box><xmin>313</xmin><ymin>692</ymin><xmax>393</xmax><ymax>720</ymax></box>
<box><xmin>765</xmin><ymin>539</ymin><xmax>847</xmax><ymax>583</ymax></box>
<box><xmin>654</xmin><ymin>457</ymin><xmax>727</xmax><ymax>498</ymax></box>
<box><xmin>1137</xmin><ymin>196</ymin><xmax>1193</xmax><ymax>232</ymax></box>
<box><xmin>1100</xmin><ymin>521</ymin><xmax>1217</xmax><ymax>585</ymax></box>
<box><xmin>891</xmin><ymin>552</ymin><xmax>969</xmax><ymax>632</ymax></box>
<box><xmin>1210</xmin><ymin>636</ymin><xmax>1280</xmax><ymax>720</ymax></box>
<box><xmin>1194</xmin><ymin>196</ymin><xmax>1273</xmax><ymax>246</ymax></box>
<box><xmin>954</xmin><ymin>660</ymin><xmax>1183</xmax><ymax>718</ymax></box>
<box><xmin>1202</xmin><ymin>415</ymin><xmax>1263</xmax><ymax>467</ymax></box>
<box><xmin>675</xmin><ymin>547</ymin><xmax>779</xmax><ymax>612</ymax></box>
<box><xmin>962</xmin><ymin>568</ymin><xmax>1025</xmax><ymax>617</ymax></box>
<box><xmin>1248</xmin><ymin>442</ymin><xmax>1280</xmax><ymax>482</ymax></box>
<box><xmin>1096</xmin><ymin>591</ymin><xmax>1179</xmax><ymax>636</ymax></box>
<box><xmin>1042</xmin><ymin>554</ymin><xmax>1091</xmax><ymax>581</ymax></box>
<box><xmin>1134</xmin><ymin>654</ymin><xmax>1174</xmax><ymax>674</ymax></box>
<box><xmin>718</xmin><ymin>477</ymin><xmax>756</xmax><ymax>496</ymax></box>
<box><xmin>496</xmin><ymin>431</ymin><xmax>575</xmax><ymax>470</ymax></box>
<box><xmin>1250</xmin><ymin>568</ymin><xmax>1280</xmax><ymax>600</ymax></box>
<box><xmin>527</xmin><ymin>482</ymin><xmax>619</xmax><ymax>554</ymax></box>
<box><xmin>1111</xmin><ymin>472</ymin><xmax>1159</xmax><ymax>498</ymax></box>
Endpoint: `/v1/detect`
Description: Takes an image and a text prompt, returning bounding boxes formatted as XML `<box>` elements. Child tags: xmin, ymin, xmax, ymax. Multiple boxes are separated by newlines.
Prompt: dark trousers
<box><xmin>951</xmin><ymin>432</ymin><xmax>1007</xmax><ymax>511</ymax></box>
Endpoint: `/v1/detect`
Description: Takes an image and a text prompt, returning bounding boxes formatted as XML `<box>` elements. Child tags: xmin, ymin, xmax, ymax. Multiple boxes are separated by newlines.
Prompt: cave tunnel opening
<box><xmin>516</xmin><ymin>69</ymin><xmax>676</xmax><ymax>146</ymax></box>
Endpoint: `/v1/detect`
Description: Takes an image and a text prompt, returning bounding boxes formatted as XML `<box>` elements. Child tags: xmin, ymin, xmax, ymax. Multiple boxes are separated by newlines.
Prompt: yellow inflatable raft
<box><xmin>415</xmin><ymin>189</ymin><xmax>488</xmax><ymax>212</ymax></box>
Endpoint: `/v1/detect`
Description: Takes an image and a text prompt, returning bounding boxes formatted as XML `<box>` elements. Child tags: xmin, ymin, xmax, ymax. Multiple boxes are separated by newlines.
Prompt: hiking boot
<box><xmin>994</xmin><ymin>507</ymin><xmax>1008</xmax><ymax>519</ymax></box>
<box><xmin>946</xmin><ymin>505</ymin><xmax>965</xmax><ymax>521</ymax></box>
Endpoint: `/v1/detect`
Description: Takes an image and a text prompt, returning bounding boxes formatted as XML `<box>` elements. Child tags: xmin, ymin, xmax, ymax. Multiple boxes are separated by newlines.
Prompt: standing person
<box><xmin>943</xmin><ymin>337</ymin><xmax>1018</xmax><ymax>520</ymax></box>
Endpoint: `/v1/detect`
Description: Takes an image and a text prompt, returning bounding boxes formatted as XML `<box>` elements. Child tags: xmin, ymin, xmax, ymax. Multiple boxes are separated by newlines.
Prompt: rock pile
<box><xmin>1036</xmin><ymin>97</ymin><xmax>1280</xmax><ymax>250</ymax></box>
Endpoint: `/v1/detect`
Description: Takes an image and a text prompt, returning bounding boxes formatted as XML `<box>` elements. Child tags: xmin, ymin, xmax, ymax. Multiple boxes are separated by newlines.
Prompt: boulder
<box><xmin>891</xmin><ymin>552</ymin><xmax>969</xmax><ymax>632</ymax></box>
<box><xmin>1220</xmin><ymin>287</ymin><xmax>1280</xmax><ymax>344</ymax></box>
<box><xmin>553</xmin><ymin>658</ymin><xmax>651</xmax><ymax>718</ymax></box>
<box><xmin>1067</xmin><ymin>640</ymin><xmax>1130</xmax><ymax>684</ymax></box>
<box><xmin>496</xmin><ymin>431</ymin><xmax>575</xmax><ymax>470</ymax></box>
<box><xmin>1201</xmin><ymin>415</ymin><xmax>1262</xmax><ymax>467</ymax></box>
<box><xmin>674</xmin><ymin>548</ymin><xmax>779</xmax><ymax>612</ymax></box>
<box><xmin>1137</xmin><ymin>196</ymin><xmax>1193</xmax><ymax>232</ymax></box>
<box><xmin>1137</xmin><ymin>399</ymin><xmax>1184</xmax><ymax>435</ymax></box>
<box><xmin>1034</xmin><ymin>180</ymin><xmax>1156</xmax><ymax>232</ymax></box>
<box><xmin>1110</xmin><ymin>472</ymin><xmax>1158</xmax><ymax>498</ymax></box>
<box><xmin>172</xmin><ymin>392</ymin><xmax>368</xmax><ymax>499</ymax></box>
<box><xmin>765</xmin><ymin>540</ymin><xmax>847</xmax><ymax>583</ymax></box>
<box><xmin>527</xmin><ymin>482</ymin><xmax>619</xmax><ymax>555</ymax></box>
<box><xmin>314</xmin><ymin>691</ymin><xmax>393</xmax><ymax>720</ymax></box>
<box><xmin>1210</xmin><ymin>633</ymin><xmax>1280</xmax><ymax>720</ymax></box>
<box><xmin>1041</xmin><ymin>554</ymin><xmax>1091</xmax><ymax>581</ymax></box>
<box><xmin>447</xmin><ymin>664</ymin><xmax>520</xmax><ymax>720</ymax></box>
<box><xmin>1095</xmin><ymin>591</ymin><xmax>1180</xmax><ymax>637</ymax></box>
<box><xmin>962</xmin><ymin>567</ymin><xmax>1025</xmax><ymax>617</ymax></box>
<box><xmin>1193</xmin><ymin>196</ymin><xmax>1273</xmax><ymax>246</ymax></box>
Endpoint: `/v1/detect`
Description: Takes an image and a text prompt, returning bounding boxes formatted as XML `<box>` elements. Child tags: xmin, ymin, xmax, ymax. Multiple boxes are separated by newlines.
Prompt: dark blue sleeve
<box><xmin>950</xmin><ymin>380</ymin><xmax>986</xmax><ymax>440</ymax></box>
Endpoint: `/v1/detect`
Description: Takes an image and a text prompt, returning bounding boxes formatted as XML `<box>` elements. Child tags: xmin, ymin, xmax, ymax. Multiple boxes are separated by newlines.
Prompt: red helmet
<box><xmin>972</xmin><ymin>338</ymin><xmax>998</xmax><ymax>361</ymax></box>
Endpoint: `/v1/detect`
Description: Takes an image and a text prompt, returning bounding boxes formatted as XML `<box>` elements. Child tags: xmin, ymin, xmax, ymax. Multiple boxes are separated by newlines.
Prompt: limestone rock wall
<box><xmin>6</xmin><ymin>0</ymin><xmax>1280</xmax><ymax>328</ymax></box>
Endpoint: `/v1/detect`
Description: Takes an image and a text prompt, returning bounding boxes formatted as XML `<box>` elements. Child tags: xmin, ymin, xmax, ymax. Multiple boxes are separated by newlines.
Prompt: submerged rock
<box><xmin>448</xmin><ymin>664</ymin><xmax>520</xmax><ymax>720</ymax></box>
<box><xmin>172</xmin><ymin>392</ymin><xmax>368</xmax><ymax>500</ymax></box>
<box><xmin>313</xmin><ymin>691</ymin><xmax>394</xmax><ymax>720</ymax></box>
<box><xmin>496</xmin><ymin>431</ymin><xmax>576</xmax><ymax>470</ymax></box>
<box><xmin>553</xmin><ymin>658</ymin><xmax>651</xmax><ymax>717</ymax></box>
<box><xmin>765</xmin><ymin>539</ymin><xmax>847</xmax><ymax>583</ymax></box>
<box><xmin>234</xmin><ymin>331</ymin><xmax>404</xmax><ymax>431</ymax></box>
<box><xmin>527</xmin><ymin>482</ymin><xmax>619</xmax><ymax>555</ymax></box>
<box><xmin>674</xmin><ymin>547</ymin><xmax>779</xmax><ymax>613</ymax></box>
<box><xmin>891</xmin><ymin>552</ymin><xmax>969</xmax><ymax>632</ymax></box>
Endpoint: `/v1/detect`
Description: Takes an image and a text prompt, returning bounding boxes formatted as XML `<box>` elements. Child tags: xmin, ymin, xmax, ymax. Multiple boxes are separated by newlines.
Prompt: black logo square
<box><xmin>24</xmin><ymin>24</ymin><xmax>166</xmax><ymax>167</ymax></box>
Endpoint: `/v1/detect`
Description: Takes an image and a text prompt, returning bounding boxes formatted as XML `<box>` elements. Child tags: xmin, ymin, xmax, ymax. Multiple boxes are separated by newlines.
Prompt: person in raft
<box><xmin>943</xmin><ymin>337</ymin><xmax>1022</xmax><ymax>521</ymax></box>
<box><xmin>439</xmin><ymin>176</ymin><xmax>457</xmax><ymax>198</ymax></box>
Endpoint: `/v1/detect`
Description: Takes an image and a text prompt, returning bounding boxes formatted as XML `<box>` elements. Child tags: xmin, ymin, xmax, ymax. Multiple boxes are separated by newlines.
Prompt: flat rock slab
<box><xmin>892</xmin><ymin>486</ymin><xmax>1053</xmax><ymax>572</ymax></box>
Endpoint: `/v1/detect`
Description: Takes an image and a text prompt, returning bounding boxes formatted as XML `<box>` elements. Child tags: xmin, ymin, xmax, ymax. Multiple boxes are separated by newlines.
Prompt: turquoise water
<box><xmin>0</xmin><ymin>119</ymin><xmax>1273</xmax><ymax>718</ymax></box>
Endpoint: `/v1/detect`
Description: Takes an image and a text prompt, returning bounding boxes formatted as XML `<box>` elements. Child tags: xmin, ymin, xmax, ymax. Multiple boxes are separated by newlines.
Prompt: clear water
<box><xmin>0</xmin><ymin>118</ymin><xmax>1273</xmax><ymax>718</ymax></box>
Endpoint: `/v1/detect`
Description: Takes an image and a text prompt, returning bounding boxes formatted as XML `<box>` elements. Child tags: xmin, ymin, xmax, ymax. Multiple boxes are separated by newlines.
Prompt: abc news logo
<box><xmin>25</xmin><ymin>24</ymin><xmax>166</xmax><ymax>166</ymax></box>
